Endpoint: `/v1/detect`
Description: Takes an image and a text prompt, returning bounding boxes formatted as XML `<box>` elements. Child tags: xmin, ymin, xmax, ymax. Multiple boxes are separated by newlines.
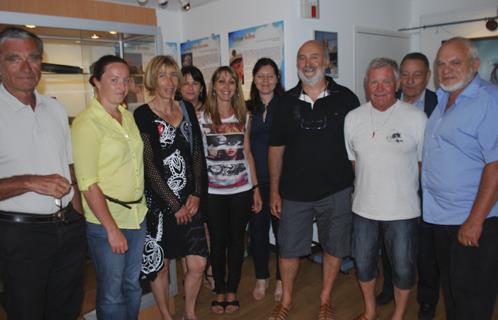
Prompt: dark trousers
<box><xmin>433</xmin><ymin>218</ymin><xmax>498</xmax><ymax>320</ymax></box>
<box><xmin>0</xmin><ymin>209</ymin><xmax>86</xmax><ymax>320</ymax></box>
<box><xmin>207</xmin><ymin>190</ymin><xmax>252</xmax><ymax>294</ymax></box>
<box><xmin>249</xmin><ymin>184</ymin><xmax>280</xmax><ymax>280</ymax></box>
<box><xmin>380</xmin><ymin>220</ymin><xmax>440</xmax><ymax>306</ymax></box>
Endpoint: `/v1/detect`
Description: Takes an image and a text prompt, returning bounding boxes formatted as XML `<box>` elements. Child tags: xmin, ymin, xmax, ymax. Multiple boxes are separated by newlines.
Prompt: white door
<box><xmin>355</xmin><ymin>27</ymin><xmax>410</xmax><ymax>103</ymax></box>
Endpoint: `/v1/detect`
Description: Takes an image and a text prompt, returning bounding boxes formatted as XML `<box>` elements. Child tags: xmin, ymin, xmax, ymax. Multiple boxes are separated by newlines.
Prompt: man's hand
<box><xmin>185</xmin><ymin>195</ymin><xmax>200</xmax><ymax>216</ymax></box>
<box><xmin>107</xmin><ymin>228</ymin><xmax>128</xmax><ymax>254</ymax></box>
<box><xmin>25</xmin><ymin>174</ymin><xmax>71</xmax><ymax>198</ymax></box>
<box><xmin>270</xmin><ymin>191</ymin><xmax>282</xmax><ymax>219</ymax></box>
<box><xmin>175</xmin><ymin>206</ymin><xmax>191</xmax><ymax>225</ymax></box>
<box><xmin>458</xmin><ymin>218</ymin><xmax>483</xmax><ymax>247</ymax></box>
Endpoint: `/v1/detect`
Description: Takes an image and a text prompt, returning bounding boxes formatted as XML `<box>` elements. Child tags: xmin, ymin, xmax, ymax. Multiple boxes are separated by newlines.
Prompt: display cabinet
<box><xmin>0</xmin><ymin>24</ymin><xmax>158</xmax><ymax>117</ymax></box>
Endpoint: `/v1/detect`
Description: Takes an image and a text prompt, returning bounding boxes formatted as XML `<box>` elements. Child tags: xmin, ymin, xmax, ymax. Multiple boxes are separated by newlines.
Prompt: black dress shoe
<box><xmin>375</xmin><ymin>291</ymin><xmax>393</xmax><ymax>305</ymax></box>
<box><xmin>418</xmin><ymin>303</ymin><xmax>436</xmax><ymax>320</ymax></box>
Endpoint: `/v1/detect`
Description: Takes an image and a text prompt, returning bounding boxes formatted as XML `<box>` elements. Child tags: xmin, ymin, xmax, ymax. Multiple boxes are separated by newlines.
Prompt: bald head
<box><xmin>296</xmin><ymin>40</ymin><xmax>329</xmax><ymax>86</ymax></box>
<box><xmin>436</xmin><ymin>37</ymin><xmax>480</xmax><ymax>93</ymax></box>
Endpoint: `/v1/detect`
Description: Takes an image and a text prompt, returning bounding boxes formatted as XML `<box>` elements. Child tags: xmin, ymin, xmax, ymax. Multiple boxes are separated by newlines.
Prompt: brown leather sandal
<box><xmin>318</xmin><ymin>303</ymin><xmax>335</xmax><ymax>320</ymax></box>
<box><xmin>353</xmin><ymin>313</ymin><xmax>379</xmax><ymax>320</ymax></box>
<box><xmin>268</xmin><ymin>303</ymin><xmax>291</xmax><ymax>320</ymax></box>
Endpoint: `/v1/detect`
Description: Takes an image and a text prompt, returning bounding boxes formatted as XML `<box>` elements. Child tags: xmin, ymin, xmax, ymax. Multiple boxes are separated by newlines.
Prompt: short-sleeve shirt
<box><xmin>71</xmin><ymin>97</ymin><xmax>147</xmax><ymax>229</ymax></box>
<box><xmin>344</xmin><ymin>100</ymin><xmax>427</xmax><ymax>221</ymax></box>
<box><xmin>0</xmin><ymin>84</ymin><xmax>74</xmax><ymax>214</ymax></box>
<box><xmin>198</xmin><ymin>111</ymin><xmax>253</xmax><ymax>195</ymax></box>
<box><xmin>422</xmin><ymin>75</ymin><xmax>498</xmax><ymax>225</ymax></box>
<box><xmin>269</xmin><ymin>78</ymin><xmax>359</xmax><ymax>202</ymax></box>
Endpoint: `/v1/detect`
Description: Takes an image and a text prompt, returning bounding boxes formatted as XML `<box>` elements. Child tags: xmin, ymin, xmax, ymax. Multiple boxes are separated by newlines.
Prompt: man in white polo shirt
<box><xmin>344</xmin><ymin>57</ymin><xmax>427</xmax><ymax>320</ymax></box>
<box><xmin>0</xmin><ymin>27</ymin><xmax>86</xmax><ymax>319</ymax></box>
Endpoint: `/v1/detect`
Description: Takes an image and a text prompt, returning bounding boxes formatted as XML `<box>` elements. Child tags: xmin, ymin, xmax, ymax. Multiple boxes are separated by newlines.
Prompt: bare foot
<box><xmin>253</xmin><ymin>279</ymin><xmax>269</xmax><ymax>300</ymax></box>
<box><xmin>274</xmin><ymin>280</ymin><xmax>283</xmax><ymax>302</ymax></box>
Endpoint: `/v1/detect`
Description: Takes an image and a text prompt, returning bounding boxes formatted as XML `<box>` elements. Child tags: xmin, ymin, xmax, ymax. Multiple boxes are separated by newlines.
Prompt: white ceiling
<box><xmin>98</xmin><ymin>0</ymin><xmax>219</xmax><ymax>11</ymax></box>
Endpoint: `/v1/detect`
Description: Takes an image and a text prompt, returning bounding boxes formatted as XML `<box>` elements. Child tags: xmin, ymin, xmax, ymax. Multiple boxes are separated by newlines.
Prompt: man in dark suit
<box><xmin>376</xmin><ymin>52</ymin><xmax>439</xmax><ymax>320</ymax></box>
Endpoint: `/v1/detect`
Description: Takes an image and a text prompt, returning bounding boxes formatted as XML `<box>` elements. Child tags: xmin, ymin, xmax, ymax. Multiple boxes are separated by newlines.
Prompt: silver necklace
<box><xmin>370</xmin><ymin>104</ymin><xmax>396</xmax><ymax>138</ymax></box>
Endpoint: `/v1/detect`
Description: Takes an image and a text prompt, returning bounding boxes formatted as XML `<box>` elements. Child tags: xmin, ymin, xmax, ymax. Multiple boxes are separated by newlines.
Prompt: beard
<box><xmin>440</xmin><ymin>72</ymin><xmax>475</xmax><ymax>93</ymax></box>
<box><xmin>298</xmin><ymin>66</ymin><xmax>326</xmax><ymax>86</ymax></box>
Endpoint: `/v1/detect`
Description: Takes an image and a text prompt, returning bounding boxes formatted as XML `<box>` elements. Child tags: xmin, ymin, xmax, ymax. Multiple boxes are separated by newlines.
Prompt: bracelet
<box><xmin>252</xmin><ymin>184</ymin><xmax>259</xmax><ymax>190</ymax></box>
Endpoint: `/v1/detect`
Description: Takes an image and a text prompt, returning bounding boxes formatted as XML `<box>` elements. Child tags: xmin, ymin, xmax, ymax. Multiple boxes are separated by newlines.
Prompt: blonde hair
<box><xmin>204</xmin><ymin>66</ymin><xmax>246</xmax><ymax>125</ymax></box>
<box><xmin>144</xmin><ymin>55</ymin><xmax>183</xmax><ymax>95</ymax></box>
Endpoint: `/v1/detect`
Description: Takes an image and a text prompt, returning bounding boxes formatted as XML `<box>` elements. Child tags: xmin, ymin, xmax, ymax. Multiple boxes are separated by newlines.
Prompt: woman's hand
<box><xmin>185</xmin><ymin>195</ymin><xmax>200</xmax><ymax>216</ymax></box>
<box><xmin>175</xmin><ymin>206</ymin><xmax>191</xmax><ymax>225</ymax></box>
<box><xmin>107</xmin><ymin>227</ymin><xmax>128</xmax><ymax>254</ymax></box>
<box><xmin>252</xmin><ymin>188</ymin><xmax>263</xmax><ymax>214</ymax></box>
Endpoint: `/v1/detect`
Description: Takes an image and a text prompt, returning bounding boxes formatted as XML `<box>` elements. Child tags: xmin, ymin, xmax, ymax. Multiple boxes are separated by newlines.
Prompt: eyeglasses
<box><xmin>54</xmin><ymin>198</ymin><xmax>63</xmax><ymax>211</ymax></box>
<box><xmin>300</xmin><ymin>116</ymin><xmax>328</xmax><ymax>131</ymax></box>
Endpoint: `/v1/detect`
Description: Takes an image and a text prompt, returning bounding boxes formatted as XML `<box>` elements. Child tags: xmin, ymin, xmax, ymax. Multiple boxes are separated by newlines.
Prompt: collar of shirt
<box><xmin>435</xmin><ymin>75</ymin><xmax>480</xmax><ymax>110</ymax></box>
<box><xmin>87</xmin><ymin>97</ymin><xmax>127</xmax><ymax>120</ymax></box>
<box><xmin>0</xmin><ymin>84</ymin><xmax>45</xmax><ymax>112</ymax></box>
<box><xmin>401</xmin><ymin>89</ymin><xmax>426</xmax><ymax>111</ymax></box>
<box><xmin>298</xmin><ymin>88</ymin><xmax>330</xmax><ymax>109</ymax></box>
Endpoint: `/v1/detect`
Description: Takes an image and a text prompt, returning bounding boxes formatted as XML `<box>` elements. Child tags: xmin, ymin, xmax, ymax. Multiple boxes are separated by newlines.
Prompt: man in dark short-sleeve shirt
<box><xmin>267</xmin><ymin>40</ymin><xmax>359</xmax><ymax>320</ymax></box>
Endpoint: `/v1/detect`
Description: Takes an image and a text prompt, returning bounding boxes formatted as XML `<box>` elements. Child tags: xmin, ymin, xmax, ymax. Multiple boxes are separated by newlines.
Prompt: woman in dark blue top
<box><xmin>247</xmin><ymin>58</ymin><xmax>285</xmax><ymax>302</ymax></box>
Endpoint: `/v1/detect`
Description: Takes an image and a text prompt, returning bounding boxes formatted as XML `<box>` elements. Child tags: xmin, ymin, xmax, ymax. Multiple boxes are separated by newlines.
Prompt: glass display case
<box><xmin>1</xmin><ymin>24</ymin><xmax>158</xmax><ymax>117</ymax></box>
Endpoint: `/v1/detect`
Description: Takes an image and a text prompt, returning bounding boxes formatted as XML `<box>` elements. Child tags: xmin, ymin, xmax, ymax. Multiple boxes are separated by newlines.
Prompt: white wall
<box><xmin>157</xmin><ymin>0</ymin><xmax>411</xmax><ymax>92</ymax></box>
<box><xmin>410</xmin><ymin>1</ymin><xmax>498</xmax><ymax>89</ymax></box>
<box><xmin>156</xmin><ymin>8</ymin><xmax>183</xmax><ymax>60</ymax></box>
<box><xmin>157</xmin><ymin>0</ymin><xmax>497</xmax><ymax>92</ymax></box>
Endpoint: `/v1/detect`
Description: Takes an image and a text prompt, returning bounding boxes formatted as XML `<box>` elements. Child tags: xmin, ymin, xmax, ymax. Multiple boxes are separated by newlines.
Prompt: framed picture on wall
<box><xmin>314</xmin><ymin>30</ymin><xmax>338</xmax><ymax>78</ymax></box>
<box><xmin>471</xmin><ymin>36</ymin><xmax>498</xmax><ymax>85</ymax></box>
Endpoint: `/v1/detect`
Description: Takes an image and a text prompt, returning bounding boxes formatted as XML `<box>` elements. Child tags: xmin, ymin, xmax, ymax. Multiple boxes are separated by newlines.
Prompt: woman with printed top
<box><xmin>198</xmin><ymin>66</ymin><xmax>262</xmax><ymax>314</ymax></box>
<box><xmin>71</xmin><ymin>55</ymin><xmax>148</xmax><ymax>320</ymax></box>
<box><xmin>246</xmin><ymin>58</ymin><xmax>285</xmax><ymax>302</ymax></box>
<box><xmin>134</xmin><ymin>56</ymin><xmax>208</xmax><ymax>320</ymax></box>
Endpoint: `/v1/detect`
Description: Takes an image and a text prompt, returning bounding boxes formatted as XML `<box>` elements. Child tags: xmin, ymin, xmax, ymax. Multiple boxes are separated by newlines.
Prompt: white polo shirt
<box><xmin>0</xmin><ymin>84</ymin><xmax>74</xmax><ymax>214</ymax></box>
<box><xmin>344</xmin><ymin>100</ymin><xmax>427</xmax><ymax>221</ymax></box>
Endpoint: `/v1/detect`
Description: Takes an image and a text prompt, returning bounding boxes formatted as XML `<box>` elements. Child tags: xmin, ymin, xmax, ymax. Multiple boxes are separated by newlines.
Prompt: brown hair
<box><xmin>204</xmin><ymin>66</ymin><xmax>246</xmax><ymax>125</ymax></box>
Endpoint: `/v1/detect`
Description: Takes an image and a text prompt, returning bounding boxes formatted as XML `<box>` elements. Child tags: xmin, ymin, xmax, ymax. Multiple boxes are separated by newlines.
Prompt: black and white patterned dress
<box><xmin>134</xmin><ymin>102</ymin><xmax>208</xmax><ymax>281</ymax></box>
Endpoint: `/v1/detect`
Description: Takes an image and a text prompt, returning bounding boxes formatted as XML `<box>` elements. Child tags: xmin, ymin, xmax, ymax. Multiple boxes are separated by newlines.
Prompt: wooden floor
<box><xmin>2</xmin><ymin>253</ymin><xmax>498</xmax><ymax>319</ymax></box>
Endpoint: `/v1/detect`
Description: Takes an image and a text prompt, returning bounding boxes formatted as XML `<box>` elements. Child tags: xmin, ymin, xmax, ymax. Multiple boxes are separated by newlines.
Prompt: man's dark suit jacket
<box><xmin>396</xmin><ymin>89</ymin><xmax>437</xmax><ymax>117</ymax></box>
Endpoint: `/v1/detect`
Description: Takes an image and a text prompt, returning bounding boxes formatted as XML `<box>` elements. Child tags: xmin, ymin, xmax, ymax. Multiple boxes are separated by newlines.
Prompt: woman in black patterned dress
<box><xmin>134</xmin><ymin>55</ymin><xmax>208</xmax><ymax>320</ymax></box>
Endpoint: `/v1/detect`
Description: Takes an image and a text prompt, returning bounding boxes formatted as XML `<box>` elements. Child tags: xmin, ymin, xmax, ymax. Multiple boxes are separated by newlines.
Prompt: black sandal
<box><xmin>225</xmin><ymin>300</ymin><xmax>240</xmax><ymax>313</ymax></box>
<box><xmin>210</xmin><ymin>300</ymin><xmax>226</xmax><ymax>314</ymax></box>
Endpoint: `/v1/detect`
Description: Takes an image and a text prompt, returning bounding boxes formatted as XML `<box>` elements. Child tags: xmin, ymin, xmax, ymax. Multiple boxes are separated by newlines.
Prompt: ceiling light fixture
<box><xmin>109</xmin><ymin>31</ymin><xmax>118</xmax><ymax>35</ymax></box>
<box><xmin>91</xmin><ymin>33</ymin><xmax>100</xmax><ymax>39</ymax></box>
<box><xmin>179</xmin><ymin>0</ymin><xmax>190</xmax><ymax>11</ymax></box>
<box><xmin>25</xmin><ymin>25</ymin><xmax>36</xmax><ymax>29</ymax></box>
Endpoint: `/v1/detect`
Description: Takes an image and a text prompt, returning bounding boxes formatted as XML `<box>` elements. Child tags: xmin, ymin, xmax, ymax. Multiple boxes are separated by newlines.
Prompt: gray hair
<box><xmin>442</xmin><ymin>37</ymin><xmax>479</xmax><ymax>62</ymax></box>
<box><xmin>0</xmin><ymin>27</ymin><xmax>43</xmax><ymax>55</ymax></box>
<box><xmin>364</xmin><ymin>57</ymin><xmax>399</xmax><ymax>86</ymax></box>
<box><xmin>297</xmin><ymin>40</ymin><xmax>330</xmax><ymax>65</ymax></box>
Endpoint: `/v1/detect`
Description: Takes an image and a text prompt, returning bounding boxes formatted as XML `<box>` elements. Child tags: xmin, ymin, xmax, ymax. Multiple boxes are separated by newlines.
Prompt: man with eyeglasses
<box><xmin>268</xmin><ymin>40</ymin><xmax>359</xmax><ymax>320</ymax></box>
<box><xmin>0</xmin><ymin>27</ymin><xmax>86</xmax><ymax>319</ymax></box>
<box><xmin>344</xmin><ymin>57</ymin><xmax>427</xmax><ymax>320</ymax></box>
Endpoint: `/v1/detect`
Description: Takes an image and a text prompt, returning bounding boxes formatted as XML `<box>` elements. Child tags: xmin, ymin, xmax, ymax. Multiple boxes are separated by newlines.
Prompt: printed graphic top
<box><xmin>198</xmin><ymin>111</ymin><xmax>253</xmax><ymax>195</ymax></box>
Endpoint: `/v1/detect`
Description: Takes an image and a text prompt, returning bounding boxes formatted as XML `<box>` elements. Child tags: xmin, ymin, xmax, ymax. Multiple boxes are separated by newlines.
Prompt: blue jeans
<box><xmin>87</xmin><ymin>221</ymin><xmax>146</xmax><ymax>320</ymax></box>
<box><xmin>352</xmin><ymin>214</ymin><xmax>418</xmax><ymax>289</ymax></box>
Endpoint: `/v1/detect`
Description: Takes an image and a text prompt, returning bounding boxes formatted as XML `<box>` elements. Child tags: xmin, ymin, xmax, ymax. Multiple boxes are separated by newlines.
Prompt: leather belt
<box><xmin>0</xmin><ymin>204</ymin><xmax>82</xmax><ymax>224</ymax></box>
<box><xmin>104</xmin><ymin>194</ymin><xmax>143</xmax><ymax>209</ymax></box>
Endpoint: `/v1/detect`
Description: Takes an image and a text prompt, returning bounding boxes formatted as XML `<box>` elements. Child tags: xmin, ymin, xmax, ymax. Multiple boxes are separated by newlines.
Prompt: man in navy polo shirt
<box><xmin>422</xmin><ymin>37</ymin><xmax>498</xmax><ymax>319</ymax></box>
<box><xmin>267</xmin><ymin>40</ymin><xmax>359</xmax><ymax>320</ymax></box>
